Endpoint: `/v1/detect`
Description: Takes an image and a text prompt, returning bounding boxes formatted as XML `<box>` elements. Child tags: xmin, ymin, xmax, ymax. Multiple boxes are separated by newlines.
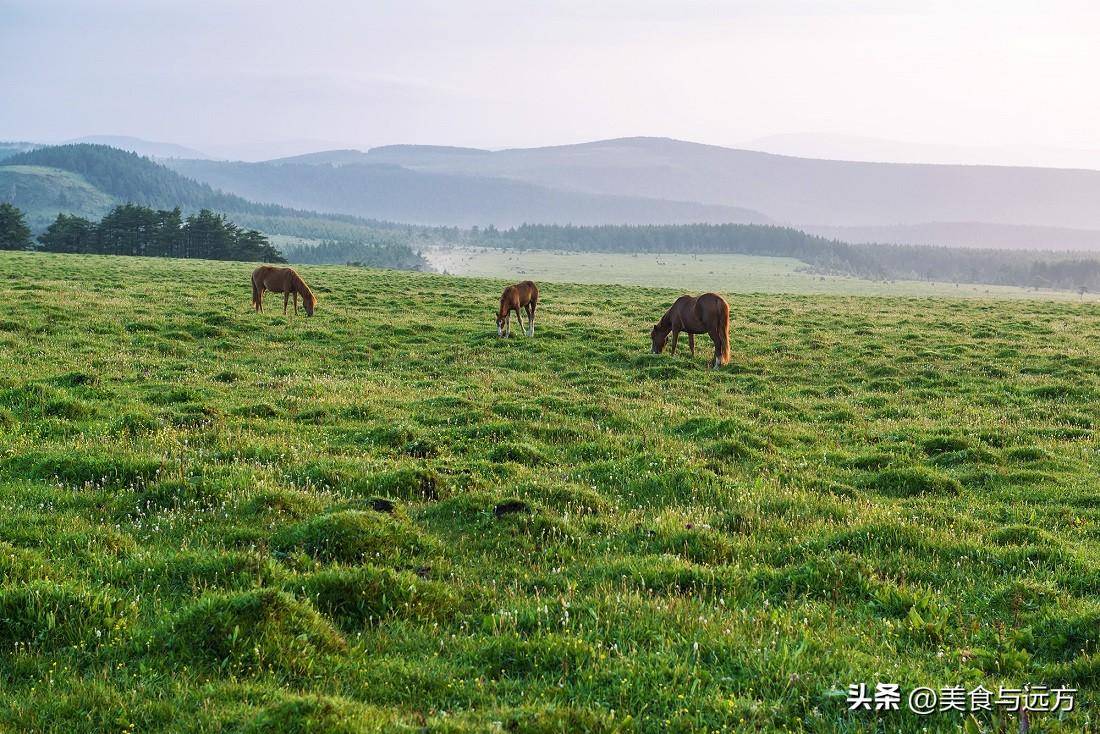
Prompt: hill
<box><xmin>3</xmin><ymin>144</ymin><xmax>273</xmax><ymax>214</ymax></box>
<box><xmin>363</xmin><ymin>136</ymin><xmax>1100</xmax><ymax>231</ymax></box>
<box><xmin>0</xmin><ymin>144</ymin><xmax>438</xmax><ymax>250</ymax></box>
<box><xmin>0</xmin><ymin>250</ymin><xmax>1096</xmax><ymax>732</ymax></box>
<box><xmin>166</xmin><ymin>157</ymin><xmax>771</xmax><ymax>227</ymax></box>
<box><xmin>65</xmin><ymin>135</ymin><xmax>209</xmax><ymax>160</ymax></box>
<box><xmin>0</xmin><ymin>164</ymin><xmax>116</xmax><ymax>229</ymax></box>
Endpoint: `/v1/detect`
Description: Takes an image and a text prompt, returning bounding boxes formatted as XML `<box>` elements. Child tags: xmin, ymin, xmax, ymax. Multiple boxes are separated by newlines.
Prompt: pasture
<box><xmin>0</xmin><ymin>251</ymin><xmax>1097</xmax><ymax>732</ymax></box>
<box><xmin>424</xmin><ymin>246</ymin><xmax>1100</xmax><ymax>300</ymax></box>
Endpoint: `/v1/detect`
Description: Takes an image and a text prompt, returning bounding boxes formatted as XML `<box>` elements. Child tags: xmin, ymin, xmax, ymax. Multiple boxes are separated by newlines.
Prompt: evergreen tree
<box><xmin>0</xmin><ymin>203</ymin><xmax>32</xmax><ymax>250</ymax></box>
<box><xmin>37</xmin><ymin>213</ymin><xmax>96</xmax><ymax>253</ymax></box>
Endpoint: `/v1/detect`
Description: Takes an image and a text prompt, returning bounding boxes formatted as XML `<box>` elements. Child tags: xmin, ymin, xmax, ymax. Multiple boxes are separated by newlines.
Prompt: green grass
<box><xmin>0</xmin><ymin>250</ymin><xmax>1097</xmax><ymax>732</ymax></box>
<box><xmin>425</xmin><ymin>246</ymin><xmax>1100</xmax><ymax>299</ymax></box>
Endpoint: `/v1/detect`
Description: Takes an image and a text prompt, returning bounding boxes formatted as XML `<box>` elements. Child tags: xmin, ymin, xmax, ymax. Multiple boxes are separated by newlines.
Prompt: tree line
<box><xmin>0</xmin><ymin>202</ymin><xmax>285</xmax><ymax>262</ymax></box>
<box><xmin>475</xmin><ymin>223</ymin><xmax>1100</xmax><ymax>292</ymax></box>
<box><xmin>279</xmin><ymin>240</ymin><xmax>429</xmax><ymax>271</ymax></box>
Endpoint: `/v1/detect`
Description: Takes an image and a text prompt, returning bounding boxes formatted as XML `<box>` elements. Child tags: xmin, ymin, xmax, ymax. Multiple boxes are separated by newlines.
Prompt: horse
<box><xmin>497</xmin><ymin>280</ymin><xmax>539</xmax><ymax>337</ymax></box>
<box><xmin>650</xmin><ymin>292</ymin><xmax>731</xmax><ymax>368</ymax></box>
<box><xmin>251</xmin><ymin>265</ymin><xmax>317</xmax><ymax>317</ymax></box>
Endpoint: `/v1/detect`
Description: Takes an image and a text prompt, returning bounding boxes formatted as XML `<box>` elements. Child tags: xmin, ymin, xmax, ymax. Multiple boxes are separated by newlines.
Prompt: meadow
<box><xmin>423</xmin><ymin>247</ymin><xmax>1100</xmax><ymax>300</ymax></box>
<box><xmin>0</xmin><ymin>250</ymin><xmax>1097</xmax><ymax>733</ymax></box>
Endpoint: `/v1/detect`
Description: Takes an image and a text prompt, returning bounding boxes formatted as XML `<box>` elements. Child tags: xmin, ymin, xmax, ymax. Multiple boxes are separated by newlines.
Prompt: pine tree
<box><xmin>0</xmin><ymin>203</ymin><xmax>32</xmax><ymax>250</ymax></box>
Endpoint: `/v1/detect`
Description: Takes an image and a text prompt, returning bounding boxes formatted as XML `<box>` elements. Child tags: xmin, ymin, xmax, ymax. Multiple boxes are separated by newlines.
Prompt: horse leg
<box><xmin>708</xmin><ymin>325</ymin><xmax>722</xmax><ymax>369</ymax></box>
<box><xmin>689</xmin><ymin>333</ymin><xmax>695</xmax><ymax>357</ymax></box>
<box><xmin>514</xmin><ymin>307</ymin><xmax>525</xmax><ymax>336</ymax></box>
<box><xmin>669</xmin><ymin>329</ymin><xmax>680</xmax><ymax>355</ymax></box>
<box><xmin>293</xmin><ymin>292</ymin><xmax>299</xmax><ymax>315</ymax></box>
<box><xmin>283</xmin><ymin>291</ymin><xmax>289</xmax><ymax>315</ymax></box>
<box><xmin>525</xmin><ymin>303</ymin><xmax>534</xmax><ymax>336</ymax></box>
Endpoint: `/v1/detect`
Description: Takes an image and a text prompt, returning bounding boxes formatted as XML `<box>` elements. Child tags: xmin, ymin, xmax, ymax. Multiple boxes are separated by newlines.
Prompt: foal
<box><xmin>251</xmin><ymin>266</ymin><xmax>317</xmax><ymax>316</ymax></box>
<box><xmin>650</xmin><ymin>292</ymin><xmax>731</xmax><ymax>368</ymax></box>
<box><xmin>497</xmin><ymin>281</ymin><xmax>539</xmax><ymax>337</ymax></box>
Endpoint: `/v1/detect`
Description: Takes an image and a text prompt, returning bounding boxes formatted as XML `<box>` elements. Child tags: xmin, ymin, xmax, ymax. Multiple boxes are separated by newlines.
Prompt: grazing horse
<box><xmin>251</xmin><ymin>266</ymin><xmax>317</xmax><ymax>317</ymax></box>
<box><xmin>497</xmin><ymin>280</ymin><xmax>539</xmax><ymax>337</ymax></box>
<box><xmin>650</xmin><ymin>292</ymin><xmax>730</xmax><ymax>368</ymax></box>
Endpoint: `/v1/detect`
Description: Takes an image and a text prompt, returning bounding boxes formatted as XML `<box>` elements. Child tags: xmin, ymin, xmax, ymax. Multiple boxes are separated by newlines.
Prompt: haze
<box><xmin>3</xmin><ymin>0</ymin><xmax>1100</xmax><ymax>165</ymax></box>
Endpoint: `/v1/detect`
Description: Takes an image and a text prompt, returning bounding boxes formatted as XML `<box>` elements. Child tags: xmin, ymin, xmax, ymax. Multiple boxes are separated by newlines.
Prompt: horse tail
<box><xmin>251</xmin><ymin>272</ymin><xmax>261</xmax><ymax>310</ymax></box>
<box><xmin>718</xmin><ymin>298</ymin><xmax>731</xmax><ymax>366</ymax></box>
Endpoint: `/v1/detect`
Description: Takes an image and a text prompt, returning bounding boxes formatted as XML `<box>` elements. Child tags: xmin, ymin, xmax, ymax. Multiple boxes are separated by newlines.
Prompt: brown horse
<box><xmin>251</xmin><ymin>266</ymin><xmax>317</xmax><ymax>316</ymax></box>
<box><xmin>650</xmin><ymin>293</ymin><xmax>731</xmax><ymax>368</ymax></box>
<box><xmin>497</xmin><ymin>280</ymin><xmax>539</xmax><ymax>337</ymax></box>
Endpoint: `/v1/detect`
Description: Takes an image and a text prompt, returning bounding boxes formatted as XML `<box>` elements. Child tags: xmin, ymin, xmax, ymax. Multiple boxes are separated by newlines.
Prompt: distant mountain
<box><xmin>201</xmin><ymin>139</ymin><xmax>359</xmax><ymax>163</ymax></box>
<box><xmin>360</xmin><ymin>136</ymin><xmax>1100</xmax><ymax>231</ymax></box>
<box><xmin>165</xmin><ymin>158</ymin><xmax>770</xmax><ymax>228</ymax></box>
<box><xmin>801</xmin><ymin>222</ymin><xmax>1100</xmax><ymax>252</ymax></box>
<box><xmin>5</xmin><ymin>145</ymin><xmax>269</xmax><ymax>215</ymax></box>
<box><xmin>742</xmin><ymin>133</ymin><xmax>1100</xmax><ymax>171</ymax></box>
<box><xmin>66</xmin><ymin>135</ymin><xmax>209</xmax><ymax>160</ymax></box>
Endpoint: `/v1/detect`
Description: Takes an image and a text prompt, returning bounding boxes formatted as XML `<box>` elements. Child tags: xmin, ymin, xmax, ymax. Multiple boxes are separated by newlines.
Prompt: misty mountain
<box><xmin>359</xmin><ymin>137</ymin><xmax>1100</xmax><ymax>231</ymax></box>
<box><xmin>66</xmin><ymin>135</ymin><xmax>209</xmax><ymax>160</ymax></box>
<box><xmin>165</xmin><ymin>158</ymin><xmax>770</xmax><ymax>228</ymax></box>
<box><xmin>743</xmin><ymin>133</ymin><xmax>1100</xmax><ymax>171</ymax></box>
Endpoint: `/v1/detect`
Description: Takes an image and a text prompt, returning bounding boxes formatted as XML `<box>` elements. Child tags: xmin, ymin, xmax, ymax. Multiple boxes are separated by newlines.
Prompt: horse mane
<box><xmin>291</xmin><ymin>269</ymin><xmax>317</xmax><ymax>308</ymax></box>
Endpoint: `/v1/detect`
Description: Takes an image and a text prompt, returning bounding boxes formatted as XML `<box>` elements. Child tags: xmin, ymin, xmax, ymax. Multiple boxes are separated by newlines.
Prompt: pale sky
<box><xmin>3</xmin><ymin>0</ymin><xmax>1100</xmax><ymax>162</ymax></box>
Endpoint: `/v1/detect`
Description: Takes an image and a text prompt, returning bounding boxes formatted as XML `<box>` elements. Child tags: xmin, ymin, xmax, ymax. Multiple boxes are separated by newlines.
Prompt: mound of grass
<box><xmin>488</xmin><ymin>443</ymin><xmax>547</xmax><ymax>466</ymax></box>
<box><xmin>988</xmin><ymin>524</ymin><xmax>1051</xmax><ymax>546</ymax></box>
<box><xmin>0</xmin><ymin>582</ymin><xmax>133</xmax><ymax>649</ymax></box>
<box><xmin>751</xmin><ymin>554</ymin><xmax>874</xmax><ymax>602</ymax></box>
<box><xmin>114</xmin><ymin>550</ymin><xmax>277</xmax><ymax>594</ymax></box>
<box><xmin>241</xmin><ymin>695</ymin><xmax>390</xmax><ymax>734</ymax></box>
<box><xmin>862</xmin><ymin>466</ymin><xmax>962</xmax><ymax>497</ymax></box>
<box><xmin>127</xmin><ymin>477</ymin><xmax>225</xmax><ymax>515</ymax></box>
<box><xmin>272</xmin><ymin>510</ymin><xmax>429</xmax><ymax>563</ymax></box>
<box><xmin>0</xmin><ymin>449</ymin><xmax>164</xmax><ymax>488</ymax></box>
<box><xmin>292</xmin><ymin>565</ymin><xmax>457</xmax><ymax>630</ymax></box>
<box><xmin>159</xmin><ymin>589</ymin><xmax>345</xmax><ymax>674</ymax></box>
<box><xmin>921</xmin><ymin>435</ymin><xmax>971</xmax><ymax>455</ymax></box>
<box><xmin>244</xmin><ymin>489</ymin><xmax>325</xmax><ymax>519</ymax></box>
<box><xmin>1025</xmin><ymin>609</ymin><xmax>1100</xmax><ymax>662</ymax></box>
<box><xmin>362</xmin><ymin>466</ymin><xmax>444</xmax><ymax>501</ymax></box>
<box><xmin>1003</xmin><ymin>445</ymin><xmax>1052</xmax><ymax>463</ymax></box>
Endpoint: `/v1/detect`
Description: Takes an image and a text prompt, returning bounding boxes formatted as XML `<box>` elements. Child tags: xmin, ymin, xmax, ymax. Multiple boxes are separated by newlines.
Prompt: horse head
<box><xmin>650</xmin><ymin>322</ymin><xmax>671</xmax><ymax>353</ymax></box>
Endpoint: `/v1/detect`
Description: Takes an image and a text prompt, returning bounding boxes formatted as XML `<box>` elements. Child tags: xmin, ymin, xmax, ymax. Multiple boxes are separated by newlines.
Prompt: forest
<box><xmin>32</xmin><ymin>205</ymin><xmax>286</xmax><ymax>262</ymax></box>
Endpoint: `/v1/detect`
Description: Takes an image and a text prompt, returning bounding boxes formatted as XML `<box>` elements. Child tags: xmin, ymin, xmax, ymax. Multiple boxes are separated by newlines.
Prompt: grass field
<box><xmin>424</xmin><ymin>246</ymin><xmax>1100</xmax><ymax>300</ymax></box>
<box><xmin>0</xmin><ymin>251</ymin><xmax>1097</xmax><ymax>733</ymax></box>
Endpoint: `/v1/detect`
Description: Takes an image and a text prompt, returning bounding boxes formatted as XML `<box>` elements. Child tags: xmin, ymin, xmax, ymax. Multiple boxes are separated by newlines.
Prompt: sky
<box><xmin>3</xmin><ymin>0</ymin><xmax>1100</xmax><ymax>163</ymax></box>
